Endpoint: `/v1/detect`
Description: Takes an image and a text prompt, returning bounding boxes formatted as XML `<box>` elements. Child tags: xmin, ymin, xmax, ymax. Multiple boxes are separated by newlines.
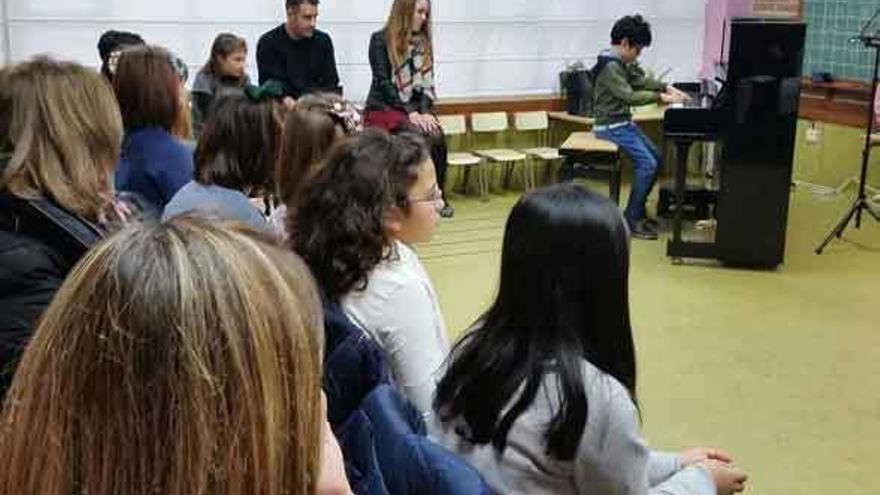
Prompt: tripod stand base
<box><xmin>815</xmin><ymin>196</ymin><xmax>880</xmax><ymax>254</ymax></box>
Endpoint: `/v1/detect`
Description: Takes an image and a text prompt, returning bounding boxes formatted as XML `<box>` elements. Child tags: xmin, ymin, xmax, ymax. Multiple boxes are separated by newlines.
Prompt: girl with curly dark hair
<box><xmin>291</xmin><ymin>129</ymin><xmax>448</xmax><ymax>417</ymax></box>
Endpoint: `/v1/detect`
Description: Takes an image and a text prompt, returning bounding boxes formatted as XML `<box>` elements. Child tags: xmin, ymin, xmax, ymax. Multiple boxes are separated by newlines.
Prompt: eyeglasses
<box><xmin>408</xmin><ymin>185</ymin><xmax>443</xmax><ymax>204</ymax></box>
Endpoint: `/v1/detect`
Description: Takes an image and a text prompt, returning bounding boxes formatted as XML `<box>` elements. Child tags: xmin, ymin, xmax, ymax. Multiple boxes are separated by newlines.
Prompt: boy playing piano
<box><xmin>593</xmin><ymin>14</ymin><xmax>689</xmax><ymax>240</ymax></box>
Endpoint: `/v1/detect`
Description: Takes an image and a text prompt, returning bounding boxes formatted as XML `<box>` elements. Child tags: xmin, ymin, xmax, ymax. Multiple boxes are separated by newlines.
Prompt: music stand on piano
<box><xmin>815</xmin><ymin>12</ymin><xmax>880</xmax><ymax>254</ymax></box>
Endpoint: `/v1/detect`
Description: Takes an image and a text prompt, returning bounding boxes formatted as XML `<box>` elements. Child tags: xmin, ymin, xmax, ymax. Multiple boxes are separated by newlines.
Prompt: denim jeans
<box><xmin>595</xmin><ymin>122</ymin><xmax>662</xmax><ymax>226</ymax></box>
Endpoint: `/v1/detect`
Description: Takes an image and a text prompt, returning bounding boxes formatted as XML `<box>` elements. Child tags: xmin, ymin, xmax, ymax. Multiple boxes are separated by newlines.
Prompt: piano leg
<box><xmin>672</xmin><ymin>140</ymin><xmax>694</xmax><ymax>246</ymax></box>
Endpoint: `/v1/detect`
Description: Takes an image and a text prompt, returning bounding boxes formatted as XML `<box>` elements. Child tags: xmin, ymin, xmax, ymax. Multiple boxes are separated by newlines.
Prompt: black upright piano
<box><xmin>664</xmin><ymin>18</ymin><xmax>806</xmax><ymax>268</ymax></box>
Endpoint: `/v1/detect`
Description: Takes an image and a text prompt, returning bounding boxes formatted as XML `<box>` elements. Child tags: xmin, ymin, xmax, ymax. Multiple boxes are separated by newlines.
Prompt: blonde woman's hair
<box><xmin>173</xmin><ymin>89</ymin><xmax>195</xmax><ymax>140</ymax></box>
<box><xmin>0</xmin><ymin>217</ymin><xmax>325</xmax><ymax>495</ymax></box>
<box><xmin>0</xmin><ymin>56</ymin><xmax>122</xmax><ymax>222</ymax></box>
<box><xmin>385</xmin><ymin>0</ymin><xmax>433</xmax><ymax>70</ymax></box>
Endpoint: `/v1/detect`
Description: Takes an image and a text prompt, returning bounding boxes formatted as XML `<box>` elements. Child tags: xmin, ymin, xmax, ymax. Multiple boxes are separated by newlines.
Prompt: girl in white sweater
<box><xmin>291</xmin><ymin>129</ymin><xmax>448</xmax><ymax>416</ymax></box>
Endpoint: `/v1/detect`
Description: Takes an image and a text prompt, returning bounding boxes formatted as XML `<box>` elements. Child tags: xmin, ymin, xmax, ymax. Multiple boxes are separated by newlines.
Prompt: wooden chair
<box><xmin>437</xmin><ymin>114</ymin><xmax>488</xmax><ymax>199</ymax></box>
<box><xmin>514</xmin><ymin>111</ymin><xmax>562</xmax><ymax>190</ymax></box>
<box><xmin>471</xmin><ymin>112</ymin><xmax>528</xmax><ymax>190</ymax></box>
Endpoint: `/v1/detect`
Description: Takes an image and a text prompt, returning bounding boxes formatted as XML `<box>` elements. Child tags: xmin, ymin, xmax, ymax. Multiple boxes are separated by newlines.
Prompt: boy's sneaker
<box><xmin>643</xmin><ymin>217</ymin><xmax>660</xmax><ymax>229</ymax></box>
<box><xmin>630</xmin><ymin>219</ymin><xmax>659</xmax><ymax>240</ymax></box>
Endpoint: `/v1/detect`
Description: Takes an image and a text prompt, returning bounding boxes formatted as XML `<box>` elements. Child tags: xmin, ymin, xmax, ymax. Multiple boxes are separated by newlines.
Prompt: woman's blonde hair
<box><xmin>173</xmin><ymin>89</ymin><xmax>195</xmax><ymax>140</ymax></box>
<box><xmin>0</xmin><ymin>217</ymin><xmax>325</xmax><ymax>495</ymax></box>
<box><xmin>0</xmin><ymin>57</ymin><xmax>122</xmax><ymax>222</ymax></box>
<box><xmin>384</xmin><ymin>0</ymin><xmax>433</xmax><ymax>70</ymax></box>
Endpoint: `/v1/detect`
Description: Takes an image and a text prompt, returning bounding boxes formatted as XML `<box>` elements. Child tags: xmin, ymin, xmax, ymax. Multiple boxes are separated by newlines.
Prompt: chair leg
<box><xmin>611</xmin><ymin>154</ymin><xmax>622</xmax><ymax>205</ymax></box>
<box><xmin>531</xmin><ymin>159</ymin><xmax>539</xmax><ymax>190</ymax></box>
<box><xmin>479</xmin><ymin>162</ymin><xmax>490</xmax><ymax>201</ymax></box>
<box><xmin>526</xmin><ymin>158</ymin><xmax>534</xmax><ymax>191</ymax></box>
<box><xmin>529</xmin><ymin>159</ymin><xmax>538</xmax><ymax>190</ymax></box>
<box><xmin>545</xmin><ymin>158</ymin><xmax>559</xmax><ymax>185</ymax></box>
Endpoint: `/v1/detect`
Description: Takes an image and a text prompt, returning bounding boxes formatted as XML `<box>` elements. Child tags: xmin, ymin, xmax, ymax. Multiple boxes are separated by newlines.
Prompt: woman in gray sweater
<box><xmin>430</xmin><ymin>184</ymin><xmax>748</xmax><ymax>495</ymax></box>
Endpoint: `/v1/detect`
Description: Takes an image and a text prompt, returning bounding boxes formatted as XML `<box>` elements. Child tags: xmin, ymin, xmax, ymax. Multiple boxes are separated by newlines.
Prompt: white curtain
<box><xmin>0</xmin><ymin>0</ymin><xmax>9</xmax><ymax>65</ymax></box>
<box><xmin>1</xmin><ymin>0</ymin><xmax>705</xmax><ymax>100</ymax></box>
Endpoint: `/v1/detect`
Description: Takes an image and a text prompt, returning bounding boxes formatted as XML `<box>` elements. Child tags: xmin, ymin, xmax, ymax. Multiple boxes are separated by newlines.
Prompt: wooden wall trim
<box><xmin>799</xmin><ymin>95</ymin><xmax>869</xmax><ymax>128</ymax></box>
<box><xmin>434</xmin><ymin>94</ymin><xmax>564</xmax><ymax>115</ymax></box>
<box><xmin>431</xmin><ymin>77</ymin><xmax>870</xmax><ymax>128</ymax></box>
<box><xmin>799</xmin><ymin>78</ymin><xmax>871</xmax><ymax>128</ymax></box>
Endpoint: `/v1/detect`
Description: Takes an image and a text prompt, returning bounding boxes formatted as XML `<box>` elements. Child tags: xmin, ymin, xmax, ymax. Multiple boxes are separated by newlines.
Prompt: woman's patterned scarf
<box><xmin>394</xmin><ymin>34</ymin><xmax>436</xmax><ymax>104</ymax></box>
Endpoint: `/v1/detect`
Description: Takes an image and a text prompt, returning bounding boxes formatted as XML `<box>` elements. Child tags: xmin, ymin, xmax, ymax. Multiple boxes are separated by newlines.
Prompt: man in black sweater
<box><xmin>257</xmin><ymin>0</ymin><xmax>341</xmax><ymax>107</ymax></box>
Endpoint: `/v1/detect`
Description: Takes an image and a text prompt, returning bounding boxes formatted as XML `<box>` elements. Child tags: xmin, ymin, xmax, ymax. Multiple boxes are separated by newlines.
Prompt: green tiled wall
<box><xmin>804</xmin><ymin>0</ymin><xmax>880</xmax><ymax>81</ymax></box>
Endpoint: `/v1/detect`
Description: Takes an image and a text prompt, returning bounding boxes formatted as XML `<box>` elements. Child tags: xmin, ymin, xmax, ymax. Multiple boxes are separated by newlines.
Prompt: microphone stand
<box><xmin>815</xmin><ymin>26</ymin><xmax>880</xmax><ymax>254</ymax></box>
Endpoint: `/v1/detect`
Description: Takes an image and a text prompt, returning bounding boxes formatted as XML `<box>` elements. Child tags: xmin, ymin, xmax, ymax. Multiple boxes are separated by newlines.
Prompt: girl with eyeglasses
<box><xmin>291</xmin><ymin>129</ymin><xmax>448</xmax><ymax>417</ymax></box>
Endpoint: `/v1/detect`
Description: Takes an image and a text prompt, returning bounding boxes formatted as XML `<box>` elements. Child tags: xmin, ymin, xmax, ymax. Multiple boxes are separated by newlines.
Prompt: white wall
<box><xmin>1</xmin><ymin>0</ymin><xmax>9</xmax><ymax>65</ymax></box>
<box><xmin>0</xmin><ymin>0</ymin><xmax>705</xmax><ymax>101</ymax></box>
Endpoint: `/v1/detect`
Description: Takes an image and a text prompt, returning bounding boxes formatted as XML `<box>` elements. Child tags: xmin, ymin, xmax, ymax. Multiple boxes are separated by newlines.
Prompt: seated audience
<box><xmin>114</xmin><ymin>45</ymin><xmax>194</xmax><ymax>211</ymax></box>
<box><xmin>365</xmin><ymin>0</ymin><xmax>453</xmax><ymax>217</ymax></box>
<box><xmin>96</xmin><ymin>29</ymin><xmax>145</xmax><ymax>82</ymax></box>
<box><xmin>271</xmin><ymin>92</ymin><xmax>361</xmax><ymax>238</ymax></box>
<box><xmin>292</xmin><ymin>130</ymin><xmax>448</xmax><ymax>417</ymax></box>
<box><xmin>0</xmin><ymin>57</ymin><xmax>128</xmax><ymax>398</ymax></box>
<box><xmin>192</xmin><ymin>33</ymin><xmax>252</xmax><ymax>136</ymax></box>
<box><xmin>258</xmin><ymin>0</ymin><xmax>341</xmax><ymax>107</ymax></box>
<box><xmin>431</xmin><ymin>184</ymin><xmax>749</xmax><ymax>495</ymax></box>
<box><xmin>0</xmin><ymin>217</ymin><xmax>350</xmax><ymax>495</ymax></box>
<box><xmin>163</xmin><ymin>91</ymin><xmax>283</xmax><ymax>232</ymax></box>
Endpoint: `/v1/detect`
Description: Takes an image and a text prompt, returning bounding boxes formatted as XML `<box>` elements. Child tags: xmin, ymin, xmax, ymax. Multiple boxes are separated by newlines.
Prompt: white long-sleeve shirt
<box><xmin>342</xmin><ymin>241</ymin><xmax>450</xmax><ymax>417</ymax></box>
<box><xmin>430</xmin><ymin>359</ymin><xmax>716</xmax><ymax>495</ymax></box>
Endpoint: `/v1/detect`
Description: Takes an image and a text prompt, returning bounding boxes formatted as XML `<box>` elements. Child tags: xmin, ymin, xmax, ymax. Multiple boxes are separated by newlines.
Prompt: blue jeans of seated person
<box><xmin>595</xmin><ymin>122</ymin><xmax>662</xmax><ymax>226</ymax></box>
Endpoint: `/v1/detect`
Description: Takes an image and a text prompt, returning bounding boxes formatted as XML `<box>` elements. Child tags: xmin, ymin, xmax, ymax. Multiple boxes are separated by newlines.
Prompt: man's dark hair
<box><xmin>286</xmin><ymin>0</ymin><xmax>319</xmax><ymax>11</ymax></box>
<box><xmin>97</xmin><ymin>30</ymin><xmax>145</xmax><ymax>80</ymax></box>
<box><xmin>97</xmin><ymin>30</ymin><xmax>145</xmax><ymax>62</ymax></box>
<box><xmin>610</xmin><ymin>14</ymin><xmax>652</xmax><ymax>47</ymax></box>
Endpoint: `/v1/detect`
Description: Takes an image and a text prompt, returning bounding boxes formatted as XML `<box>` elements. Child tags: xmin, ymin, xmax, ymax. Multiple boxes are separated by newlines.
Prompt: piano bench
<box><xmin>558</xmin><ymin>132</ymin><xmax>622</xmax><ymax>204</ymax></box>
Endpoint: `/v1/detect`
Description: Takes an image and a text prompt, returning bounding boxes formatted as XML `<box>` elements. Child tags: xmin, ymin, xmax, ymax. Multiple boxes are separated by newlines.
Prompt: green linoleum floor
<box><xmin>418</xmin><ymin>184</ymin><xmax>880</xmax><ymax>495</ymax></box>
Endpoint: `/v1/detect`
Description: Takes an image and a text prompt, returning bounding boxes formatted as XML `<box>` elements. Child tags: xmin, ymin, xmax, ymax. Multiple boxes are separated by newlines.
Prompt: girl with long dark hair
<box><xmin>432</xmin><ymin>184</ymin><xmax>748</xmax><ymax>495</ymax></box>
<box><xmin>192</xmin><ymin>33</ymin><xmax>251</xmax><ymax>135</ymax></box>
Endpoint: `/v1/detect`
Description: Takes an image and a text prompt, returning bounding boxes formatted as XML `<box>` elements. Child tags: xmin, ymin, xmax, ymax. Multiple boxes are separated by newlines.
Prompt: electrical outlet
<box><xmin>806</xmin><ymin>127</ymin><xmax>821</xmax><ymax>144</ymax></box>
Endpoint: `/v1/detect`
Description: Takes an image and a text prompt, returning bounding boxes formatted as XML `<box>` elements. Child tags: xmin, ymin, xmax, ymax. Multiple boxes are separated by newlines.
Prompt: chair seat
<box><xmin>448</xmin><ymin>152</ymin><xmax>482</xmax><ymax>166</ymax></box>
<box><xmin>475</xmin><ymin>149</ymin><xmax>527</xmax><ymax>162</ymax></box>
<box><xmin>522</xmin><ymin>147</ymin><xmax>561</xmax><ymax>160</ymax></box>
<box><xmin>560</xmin><ymin>132</ymin><xmax>619</xmax><ymax>154</ymax></box>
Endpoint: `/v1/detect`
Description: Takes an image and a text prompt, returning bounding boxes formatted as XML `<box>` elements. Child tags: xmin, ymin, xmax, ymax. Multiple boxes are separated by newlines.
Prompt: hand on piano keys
<box><xmin>661</xmin><ymin>85</ymin><xmax>693</xmax><ymax>105</ymax></box>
